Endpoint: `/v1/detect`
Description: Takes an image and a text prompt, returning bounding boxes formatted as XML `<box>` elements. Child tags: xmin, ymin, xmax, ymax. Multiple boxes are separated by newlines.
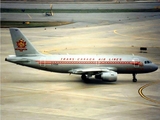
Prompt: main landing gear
<box><xmin>81</xmin><ymin>74</ymin><xmax>90</xmax><ymax>83</ymax></box>
<box><xmin>132</xmin><ymin>73</ymin><xmax>137</xmax><ymax>82</ymax></box>
<box><xmin>82</xmin><ymin>74</ymin><xmax>138</xmax><ymax>83</ymax></box>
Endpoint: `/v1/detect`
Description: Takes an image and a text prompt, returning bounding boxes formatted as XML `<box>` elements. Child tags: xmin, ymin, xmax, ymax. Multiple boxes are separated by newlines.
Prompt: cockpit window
<box><xmin>144</xmin><ymin>61</ymin><xmax>152</xmax><ymax>64</ymax></box>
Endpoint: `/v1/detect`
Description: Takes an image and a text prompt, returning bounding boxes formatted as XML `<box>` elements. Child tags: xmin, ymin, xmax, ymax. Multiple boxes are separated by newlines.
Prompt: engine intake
<box><xmin>95</xmin><ymin>71</ymin><xmax>117</xmax><ymax>82</ymax></box>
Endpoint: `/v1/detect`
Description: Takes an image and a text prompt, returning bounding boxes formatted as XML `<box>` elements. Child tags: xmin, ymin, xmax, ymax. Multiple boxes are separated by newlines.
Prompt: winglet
<box><xmin>9</xmin><ymin>28</ymin><xmax>41</xmax><ymax>56</ymax></box>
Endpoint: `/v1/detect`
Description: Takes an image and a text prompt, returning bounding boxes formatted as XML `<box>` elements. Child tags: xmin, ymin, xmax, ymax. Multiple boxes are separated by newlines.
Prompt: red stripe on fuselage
<box><xmin>35</xmin><ymin>60</ymin><xmax>141</xmax><ymax>65</ymax></box>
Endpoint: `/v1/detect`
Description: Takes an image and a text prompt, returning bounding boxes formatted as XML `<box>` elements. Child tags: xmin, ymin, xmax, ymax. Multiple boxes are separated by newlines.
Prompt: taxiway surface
<box><xmin>2</xmin><ymin>2</ymin><xmax>160</xmax><ymax>9</ymax></box>
<box><xmin>1</xmin><ymin>3</ymin><xmax>160</xmax><ymax>120</ymax></box>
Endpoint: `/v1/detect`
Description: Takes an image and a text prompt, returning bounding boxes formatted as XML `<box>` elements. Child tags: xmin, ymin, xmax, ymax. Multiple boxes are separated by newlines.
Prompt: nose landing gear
<box><xmin>132</xmin><ymin>73</ymin><xmax>137</xmax><ymax>82</ymax></box>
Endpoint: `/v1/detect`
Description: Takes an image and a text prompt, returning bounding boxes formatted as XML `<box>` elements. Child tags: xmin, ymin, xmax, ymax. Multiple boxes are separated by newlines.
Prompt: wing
<box><xmin>68</xmin><ymin>67</ymin><xmax>117</xmax><ymax>75</ymax></box>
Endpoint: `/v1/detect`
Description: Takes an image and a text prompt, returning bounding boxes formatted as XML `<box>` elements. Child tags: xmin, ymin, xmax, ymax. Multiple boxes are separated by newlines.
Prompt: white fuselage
<box><xmin>6</xmin><ymin>54</ymin><xmax>158</xmax><ymax>74</ymax></box>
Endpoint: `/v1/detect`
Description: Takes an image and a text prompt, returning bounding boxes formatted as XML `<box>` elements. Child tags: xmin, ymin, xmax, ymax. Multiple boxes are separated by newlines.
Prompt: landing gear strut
<box><xmin>132</xmin><ymin>73</ymin><xmax>137</xmax><ymax>82</ymax></box>
<box><xmin>81</xmin><ymin>74</ymin><xmax>90</xmax><ymax>83</ymax></box>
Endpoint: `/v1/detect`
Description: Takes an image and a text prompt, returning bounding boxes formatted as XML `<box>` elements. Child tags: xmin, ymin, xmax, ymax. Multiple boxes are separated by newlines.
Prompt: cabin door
<box><xmin>132</xmin><ymin>58</ymin><xmax>139</xmax><ymax>68</ymax></box>
<box><xmin>39</xmin><ymin>57</ymin><xmax>46</xmax><ymax>67</ymax></box>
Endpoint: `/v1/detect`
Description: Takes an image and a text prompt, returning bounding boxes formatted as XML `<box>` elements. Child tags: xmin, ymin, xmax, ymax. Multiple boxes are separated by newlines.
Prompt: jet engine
<box><xmin>95</xmin><ymin>71</ymin><xmax>117</xmax><ymax>82</ymax></box>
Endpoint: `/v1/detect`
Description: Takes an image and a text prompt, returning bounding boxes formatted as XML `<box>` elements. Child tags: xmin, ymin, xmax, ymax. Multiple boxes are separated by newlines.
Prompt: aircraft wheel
<box><xmin>133</xmin><ymin>78</ymin><xmax>137</xmax><ymax>82</ymax></box>
<box><xmin>81</xmin><ymin>74</ymin><xmax>90</xmax><ymax>83</ymax></box>
<box><xmin>132</xmin><ymin>73</ymin><xmax>137</xmax><ymax>82</ymax></box>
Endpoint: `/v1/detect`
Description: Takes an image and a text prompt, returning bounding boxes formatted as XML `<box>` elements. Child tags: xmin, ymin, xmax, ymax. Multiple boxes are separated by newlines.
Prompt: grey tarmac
<box><xmin>1</xmin><ymin>2</ymin><xmax>160</xmax><ymax>120</ymax></box>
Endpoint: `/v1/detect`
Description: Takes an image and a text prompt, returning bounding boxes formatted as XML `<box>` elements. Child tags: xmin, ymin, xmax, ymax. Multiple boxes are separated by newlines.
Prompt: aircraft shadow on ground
<box><xmin>6</xmin><ymin>77</ymin><xmax>151</xmax><ymax>85</ymax></box>
<box><xmin>6</xmin><ymin>78</ymin><xmax>115</xmax><ymax>85</ymax></box>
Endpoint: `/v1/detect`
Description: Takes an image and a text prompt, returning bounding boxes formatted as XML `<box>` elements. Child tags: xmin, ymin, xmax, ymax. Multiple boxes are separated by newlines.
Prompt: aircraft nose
<box><xmin>152</xmin><ymin>64</ymin><xmax>158</xmax><ymax>71</ymax></box>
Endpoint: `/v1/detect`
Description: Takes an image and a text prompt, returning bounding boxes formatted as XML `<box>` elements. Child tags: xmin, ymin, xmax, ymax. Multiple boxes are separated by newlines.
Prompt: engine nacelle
<box><xmin>95</xmin><ymin>71</ymin><xmax>117</xmax><ymax>82</ymax></box>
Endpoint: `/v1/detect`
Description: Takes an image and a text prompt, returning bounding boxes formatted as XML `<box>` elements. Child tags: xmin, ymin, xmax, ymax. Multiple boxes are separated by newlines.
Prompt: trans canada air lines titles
<box><xmin>60</xmin><ymin>57</ymin><xmax>122</xmax><ymax>61</ymax></box>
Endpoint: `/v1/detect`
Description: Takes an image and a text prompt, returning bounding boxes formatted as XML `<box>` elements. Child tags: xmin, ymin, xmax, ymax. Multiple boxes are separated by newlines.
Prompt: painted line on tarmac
<box><xmin>1</xmin><ymin>86</ymin><xmax>47</xmax><ymax>98</ymax></box>
<box><xmin>113</xmin><ymin>30</ymin><xmax>127</xmax><ymax>37</ymax></box>
<box><xmin>138</xmin><ymin>81</ymin><xmax>160</xmax><ymax>104</ymax></box>
<box><xmin>113</xmin><ymin>30</ymin><xmax>157</xmax><ymax>40</ymax></box>
<box><xmin>1</xmin><ymin>85</ymin><xmax>96</xmax><ymax>98</ymax></box>
<box><xmin>2</xmin><ymin>83</ymin><xmax>159</xmax><ymax>106</ymax></box>
<box><xmin>58</xmin><ymin>91</ymin><xmax>157</xmax><ymax>107</ymax></box>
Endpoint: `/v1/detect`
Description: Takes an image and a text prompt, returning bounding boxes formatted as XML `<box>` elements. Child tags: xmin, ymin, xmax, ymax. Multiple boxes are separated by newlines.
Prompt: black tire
<box><xmin>81</xmin><ymin>74</ymin><xmax>90</xmax><ymax>83</ymax></box>
<box><xmin>133</xmin><ymin>79</ymin><xmax>137</xmax><ymax>82</ymax></box>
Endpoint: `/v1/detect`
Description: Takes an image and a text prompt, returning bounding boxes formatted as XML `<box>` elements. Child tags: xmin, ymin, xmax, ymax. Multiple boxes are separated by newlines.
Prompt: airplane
<box><xmin>5</xmin><ymin>28</ymin><xmax>158</xmax><ymax>83</ymax></box>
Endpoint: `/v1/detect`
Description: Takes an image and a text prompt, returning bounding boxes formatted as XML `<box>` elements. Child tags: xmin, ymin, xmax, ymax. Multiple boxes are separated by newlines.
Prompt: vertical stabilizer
<box><xmin>10</xmin><ymin>28</ymin><xmax>40</xmax><ymax>56</ymax></box>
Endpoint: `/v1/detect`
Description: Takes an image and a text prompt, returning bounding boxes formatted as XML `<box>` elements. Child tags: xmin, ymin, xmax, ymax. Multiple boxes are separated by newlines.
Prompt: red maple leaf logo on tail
<box><xmin>15</xmin><ymin>39</ymin><xmax>27</xmax><ymax>52</ymax></box>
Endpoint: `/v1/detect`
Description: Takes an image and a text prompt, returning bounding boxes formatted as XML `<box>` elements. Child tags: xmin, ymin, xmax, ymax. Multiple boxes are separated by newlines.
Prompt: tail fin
<box><xmin>9</xmin><ymin>28</ymin><xmax>40</xmax><ymax>56</ymax></box>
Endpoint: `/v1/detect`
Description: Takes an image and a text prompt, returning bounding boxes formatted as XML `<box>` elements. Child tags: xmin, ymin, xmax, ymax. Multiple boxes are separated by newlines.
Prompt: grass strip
<box><xmin>1</xmin><ymin>21</ymin><xmax>73</xmax><ymax>28</ymax></box>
